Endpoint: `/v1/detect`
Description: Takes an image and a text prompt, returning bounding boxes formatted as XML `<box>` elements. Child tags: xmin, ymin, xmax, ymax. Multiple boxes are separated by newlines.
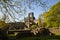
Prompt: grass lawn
<box><xmin>52</xmin><ymin>31</ymin><xmax>60</xmax><ymax>35</ymax></box>
<box><xmin>19</xmin><ymin>35</ymin><xmax>60</xmax><ymax>40</ymax></box>
<box><xmin>9</xmin><ymin>29</ymin><xmax>60</xmax><ymax>40</ymax></box>
<box><xmin>9</xmin><ymin>34</ymin><xmax>60</xmax><ymax>40</ymax></box>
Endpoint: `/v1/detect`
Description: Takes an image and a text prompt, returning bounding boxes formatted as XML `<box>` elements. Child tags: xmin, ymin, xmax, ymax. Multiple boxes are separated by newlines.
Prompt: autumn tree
<box><xmin>0</xmin><ymin>20</ymin><xmax>10</xmax><ymax>29</ymax></box>
<box><xmin>44</xmin><ymin>2</ymin><xmax>60</xmax><ymax>27</ymax></box>
<box><xmin>37</xmin><ymin>17</ymin><xmax>42</xmax><ymax>27</ymax></box>
<box><xmin>0</xmin><ymin>21</ymin><xmax>5</xmax><ymax>28</ymax></box>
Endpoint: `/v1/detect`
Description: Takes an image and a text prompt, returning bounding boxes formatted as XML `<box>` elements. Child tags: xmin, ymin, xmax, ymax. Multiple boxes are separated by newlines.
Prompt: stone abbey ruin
<box><xmin>9</xmin><ymin>12</ymin><xmax>38</xmax><ymax>30</ymax></box>
<box><xmin>7</xmin><ymin>12</ymin><xmax>39</xmax><ymax>35</ymax></box>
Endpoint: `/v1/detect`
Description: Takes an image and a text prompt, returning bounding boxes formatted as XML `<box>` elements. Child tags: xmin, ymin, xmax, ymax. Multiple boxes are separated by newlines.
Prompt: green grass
<box><xmin>52</xmin><ymin>32</ymin><xmax>60</xmax><ymax>35</ymax></box>
<box><xmin>8</xmin><ymin>34</ymin><xmax>15</xmax><ymax>36</ymax></box>
<box><xmin>8</xmin><ymin>31</ymin><xmax>60</xmax><ymax>40</ymax></box>
<box><xmin>20</xmin><ymin>37</ymin><xmax>59</xmax><ymax>40</ymax></box>
<box><xmin>9</xmin><ymin>34</ymin><xmax>60</xmax><ymax>40</ymax></box>
<box><xmin>20</xmin><ymin>36</ymin><xmax>60</xmax><ymax>40</ymax></box>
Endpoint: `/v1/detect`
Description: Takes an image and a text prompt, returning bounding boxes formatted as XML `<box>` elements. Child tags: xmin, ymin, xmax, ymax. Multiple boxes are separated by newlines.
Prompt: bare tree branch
<box><xmin>0</xmin><ymin>0</ymin><xmax>47</xmax><ymax>22</ymax></box>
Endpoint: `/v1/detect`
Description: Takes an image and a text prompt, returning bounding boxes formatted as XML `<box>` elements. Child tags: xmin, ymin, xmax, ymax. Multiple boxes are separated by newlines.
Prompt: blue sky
<box><xmin>0</xmin><ymin>0</ymin><xmax>60</xmax><ymax>22</ymax></box>
<box><xmin>26</xmin><ymin>0</ymin><xmax>60</xmax><ymax>18</ymax></box>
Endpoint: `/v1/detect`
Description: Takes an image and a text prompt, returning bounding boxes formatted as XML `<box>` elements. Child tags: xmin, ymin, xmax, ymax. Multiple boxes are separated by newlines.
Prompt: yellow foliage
<box><xmin>44</xmin><ymin>2</ymin><xmax>60</xmax><ymax>27</ymax></box>
<box><xmin>37</xmin><ymin>17</ymin><xmax>42</xmax><ymax>27</ymax></box>
<box><xmin>0</xmin><ymin>21</ymin><xmax>5</xmax><ymax>28</ymax></box>
<box><xmin>0</xmin><ymin>21</ymin><xmax>10</xmax><ymax>28</ymax></box>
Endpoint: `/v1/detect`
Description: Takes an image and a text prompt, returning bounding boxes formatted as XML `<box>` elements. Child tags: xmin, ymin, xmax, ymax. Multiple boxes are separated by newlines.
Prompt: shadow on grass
<box><xmin>12</xmin><ymin>34</ymin><xmax>60</xmax><ymax>40</ymax></box>
<box><xmin>17</xmin><ymin>35</ymin><xmax>60</xmax><ymax>40</ymax></box>
<box><xmin>9</xmin><ymin>35</ymin><xmax>60</xmax><ymax>40</ymax></box>
<box><xmin>0</xmin><ymin>29</ymin><xmax>9</xmax><ymax>40</ymax></box>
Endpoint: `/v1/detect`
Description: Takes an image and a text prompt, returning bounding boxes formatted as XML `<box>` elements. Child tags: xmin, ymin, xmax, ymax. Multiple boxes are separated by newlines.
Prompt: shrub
<box><xmin>31</xmin><ymin>25</ymin><xmax>37</xmax><ymax>29</ymax></box>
